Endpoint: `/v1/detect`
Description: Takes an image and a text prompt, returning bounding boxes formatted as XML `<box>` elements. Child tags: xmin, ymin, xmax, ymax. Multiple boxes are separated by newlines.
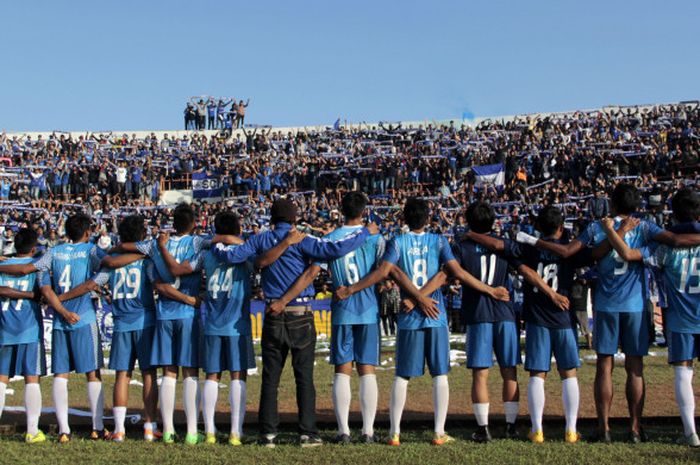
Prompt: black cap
<box><xmin>271</xmin><ymin>199</ymin><xmax>297</xmax><ymax>224</ymax></box>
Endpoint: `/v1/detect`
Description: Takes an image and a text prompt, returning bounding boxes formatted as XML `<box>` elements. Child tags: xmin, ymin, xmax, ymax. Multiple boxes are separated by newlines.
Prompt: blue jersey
<box><xmin>382</xmin><ymin>232</ymin><xmax>453</xmax><ymax>330</ymax></box>
<box><xmin>35</xmin><ymin>242</ymin><xmax>104</xmax><ymax>331</ymax></box>
<box><xmin>137</xmin><ymin>235</ymin><xmax>209</xmax><ymax>320</ymax></box>
<box><xmin>451</xmin><ymin>236</ymin><xmax>516</xmax><ymax>324</ymax></box>
<box><xmin>319</xmin><ymin>225</ymin><xmax>385</xmax><ymax>325</ymax></box>
<box><xmin>196</xmin><ymin>251</ymin><xmax>251</xmax><ymax>336</ymax></box>
<box><xmin>645</xmin><ymin>222</ymin><xmax>700</xmax><ymax>333</ymax></box>
<box><xmin>506</xmin><ymin>239</ymin><xmax>594</xmax><ymax>329</ymax></box>
<box><xmin>577</xmin><ymin>218</ymin><xmax>662</xmax><ymax>312</ymax></box>
<box><xmin>0</xmin><ymin>257</ymin><xmax>41</xmax><ymax>345</ymax></box>
<box><xmin>93</xmin><ymin>258</ymin><xmax>156</xmax><ymax>332</ymax></box>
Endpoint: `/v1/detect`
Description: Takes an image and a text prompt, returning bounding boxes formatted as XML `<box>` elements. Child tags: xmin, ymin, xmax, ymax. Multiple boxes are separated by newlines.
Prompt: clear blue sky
<box><xmin>1</xmin><ymin>1</ymin><xmax>698</xmax><ymax>132</ymax></box>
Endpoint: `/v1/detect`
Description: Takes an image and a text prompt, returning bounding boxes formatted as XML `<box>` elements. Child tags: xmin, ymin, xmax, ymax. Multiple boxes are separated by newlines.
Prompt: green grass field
<box><xmin>0</xmin><ymin>341</ymin><xmax>697</xmax><ymax>464</ymax></box>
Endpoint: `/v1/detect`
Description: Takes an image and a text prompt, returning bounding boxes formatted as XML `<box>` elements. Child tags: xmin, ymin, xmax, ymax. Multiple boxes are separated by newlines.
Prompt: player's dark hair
<box><xmin>65</xmin><ymin>213</ymin><xmax>92</xmax><ymax>242</ymax></box>
<box><xmin>173</xmin><ymin>203</ymin><xmax>195</xmax><ymax>234</ymax></box>
<box><xmin>403</xmin><ymin>197</ymin><xmax>429</xmax><ymax>230</ymax></box>
<box><xmin>118</xmin><ymin>215</ymin><xmax>145</xmax><ymax>243</ymax></box>
<box><xmin>466</xmin><ymin>201</ymin><xmax>495</xmax><ymax>233</ymax></box>
<box><xmin>341</xmin><ymin>191</ymin><xmax>367</xmax><ymax>220</ymax></box>
<box><xmin>611</xmin><ymin>183</ymin><xmax>640</xmax><ymax>215</ymax></box>
<box><xmin>672</xmin><ymin>188</ymin><xmax>700</xmax><ymax>223</ymax></box>
<box><xmin>536</xmin><ymin>206</ymin><xmax>564</xmax><ymax>237</ymax></box>
<box><xmin>14</xmin><ymin>228</ymin><xmax>38</xmax><ymax>255</ymax></box>
<box><xmin>214</xmin><ymin>211</ymin><xmax>241</xmax><ymax>236</ymax></box>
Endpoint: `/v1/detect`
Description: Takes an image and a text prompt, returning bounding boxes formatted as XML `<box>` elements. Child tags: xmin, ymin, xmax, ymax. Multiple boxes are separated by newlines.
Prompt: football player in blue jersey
<box><xmin>265</xmin><ymin>192</ymin><xmax>443</xmax><ymax>444</ymax></box>
<box><xmin>60</xmin><ymin>215</ymin><xmax>162</xmax><ymax>442</ymax></box>
<box><xmin>0</xmin><ymin>214</ymin><xmax>113</xmax><ymax>443</ymax></box>
<box><xmin>600</xmin><ymin>188</ymin><xmax>700</xmax><ymax>447</ymax></box>
<box><xmin>465</xmin><ymin>206</ymin><xmax>614</xmax><ymax>444</ymax></box>
<box><xmin>336</xmin><ymin>198</ymin><xmax>510</xmax><ymax>446</ymax></box>
<box><xmin>518</xmin><ymin>183</ymin><xmax>700</xmax><ymax>443</ymax></box>
<box><xmin>0</xmin><ymin>229</ymin><xmax>58</xmax><ymax>443</ymax></box>
<box><xmin>108</xmin><ymin>204</ymin><xmax>246</xmax><ymax>445</ymax></box>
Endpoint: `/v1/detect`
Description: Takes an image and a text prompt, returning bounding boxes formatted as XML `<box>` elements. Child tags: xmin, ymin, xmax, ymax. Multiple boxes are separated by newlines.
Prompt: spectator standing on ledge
<box><xmin>379</xmin><ymin>279</ymin><xmax>399</xmax><ymax>336</ymax></box>
<box><xmin>236</xmin><ymin>99</ymin><xmax>250</xmax><ymax>128</ymax></box>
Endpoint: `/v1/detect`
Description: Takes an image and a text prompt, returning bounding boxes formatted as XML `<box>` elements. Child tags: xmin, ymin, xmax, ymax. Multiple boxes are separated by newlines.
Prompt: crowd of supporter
<box><xmin>184</xmin><ymin>96</ymin><xmax>250</xmax><ymax>131</ymax></box>
<box><xmin>0</xmin><ymin>101</ymin><xmax>697</xmax><ymax>269</ymax></box>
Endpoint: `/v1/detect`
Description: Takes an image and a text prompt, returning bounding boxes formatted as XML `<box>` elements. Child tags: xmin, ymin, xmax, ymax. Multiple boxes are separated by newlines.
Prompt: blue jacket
<box><xmin>213</xmin><ymin>222</ymin><xmax>369</xmax><ymax>299</ymax></box>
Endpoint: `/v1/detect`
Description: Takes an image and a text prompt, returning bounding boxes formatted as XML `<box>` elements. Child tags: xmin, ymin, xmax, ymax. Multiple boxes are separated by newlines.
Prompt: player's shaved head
<box><xmin>672</xmin><ymin>188</ymin><xmax>700</xmax><ymax>223</ymax></box>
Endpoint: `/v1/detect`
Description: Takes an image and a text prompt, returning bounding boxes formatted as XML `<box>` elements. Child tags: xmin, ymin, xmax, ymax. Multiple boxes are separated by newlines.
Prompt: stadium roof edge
<box><xmin>4</xmin><ymin>101</ymin><xmax>694</xmax><ymax>140</ymax></box>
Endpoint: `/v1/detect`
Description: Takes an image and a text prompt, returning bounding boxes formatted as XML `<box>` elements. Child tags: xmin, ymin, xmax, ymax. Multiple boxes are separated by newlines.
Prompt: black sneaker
<box><xmin>258</xmin><ymin>434</ymin><xmax>277</xmax><ymax>448</ymax></box>
<box><xmin>471</xmin><ymin>425</ymin><xmax>492</xmax><ymax>443</ymax></box>
<box><xmin>334</xmin><ymin>434</ymin><xmax>352</xmax><ymax>445</ymax></box>
<box><xmin>505</xmin><ymin>422</ymin><xmax>520</xmax><ymax>440</ymax></box>
<box><xmin>593</xmin><ymin>430</ymin><xmax>612</xmax><ymax>444</ymax></box>
<box><xmin>300</xmin><ymin>434</ymin><xmax>323</xmax><ymax>448</ymax></box>
<box><xmin>360</xmin><ymin>434</ymin><xmax>378</xmax><ymax>444</ymax></box>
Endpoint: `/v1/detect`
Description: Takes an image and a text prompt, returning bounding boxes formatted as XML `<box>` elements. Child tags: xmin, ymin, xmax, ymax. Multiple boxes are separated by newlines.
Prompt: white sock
<box><xmin>675</xmin><ymin>366</ymin><xmax>696</xmax><ymax>436</ymax></box>
<box><xmin>87</xmin><ymin>381</ymin><xmax>104</xmax><ymax>431</ymax></box>
<box><xmin>160</xmin><ymin>376</ymin><xmax>177</xmax><ymax>434</ymax></box>
<box><xmin>389</xmin><ymin>377</ymin><xmax>409</xmax><ymax>436</ymax></box>
<box><xmin>528</xmin><ymin>377</ymin><xmax>545</xmax><ymax>433</ymax></box>
<box><xmin>359</xmin><ymin>374</ymin><xmax>378</xmax><ymax>436</ymax></box>
<box><xmin>202</xmin><ymin>380</ymin><xmax>218</xmax><ymax>434</ymax></box>
<box><xmin>504</xmin><ymin>401</ymin><xmax>519</xmax><ymax>424</ymax></box>
<box><xmin>144</xmin><ymin>421</ymin><xmax>158</xmax><ymax>432</ymax></box>
<box><xmin>52</xmin><ymin>377</ymin><xmax>70</xmax><ymax>434</ymax></box>
<box><xmin>25</xmin><ymin>383</ymin><xmax>42</xmax><ymax>436</ymax></box>
<box><xmin>0</xmin><ymin>381</ymin><xmax>5</xmax><ymax>420</ymax></box>
<box><xmin>561</xmin><ymin>377</ymin><xmax>580</xmax><ymax>433</ymax></box>
<box><xmin>113</xmin><ymin>406</ymin><xmax>127</xmax><ymax>434</ymax></box>
<box><xmin>432</xmin><ymin>375</ymin><xmax>449</xmax><ymax>435</ymax></box>
<box><xmin>333</xmin><ymin>373</ymin><xmax>352</xmax><ymax>436</ymax></box>
<box><xmin>473</xmin><ymin>403</ymin><xmax>489</xmax><ymax>426</ymax></box>
<box><xmin>183</xmin><ymin>376</ymin><xmax>199</xmax><ymax>436</ymax></box>
<box><xmin>230</xmin><ymin>380</ymin><xmax>246</xmax><ymax>437</ymax></box>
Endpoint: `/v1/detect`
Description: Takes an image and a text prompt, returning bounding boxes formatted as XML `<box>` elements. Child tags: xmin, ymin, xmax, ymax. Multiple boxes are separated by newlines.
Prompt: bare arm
<box><xmin>210</xmin><ymin>234</ymin><xmax>244</xmax><ymax>246</ymax></box>
<box><xmin>395</xmin><ymin>269</ymin><xmax>448</xmax><ymax>312</ymax></box>
<box><xmin>464</xmin><ymin>231</ymin><xmax>505</xmax><ymax>252</ymax></box>
<box><xmin>101</xmin><ymin>253</ymin><xmax>144</xmax><ymax>269</ymax></box>
<box><xmin>58</xmin><ymin>280</ymin><xmax>99</xmax><ymax>302</ymax></box>
<box><xmin>653</xmin><ymin>230</ymin><xmax>700</xmax><ymax>248</ymax></box>
<box><xmin>337</xmin><ymin>261</ymin><xmax>393</xmax><ymax>298</ymax></box>
<box><xmin>517</xmin><ymin>264</ymin><xmax>569</xmax><ymax>310</ymax></box>
<box><xmin>0</xmin><ymin>286</ymin><xmax>34</xmax><ymax>300</ymax></box>
<box><xmin>533</xmin><ymin>239</ymin><xmax>584</xmax><ymax>258</ymax></box>
<box><xmin>601</xmin><ymin>219</ymin><xmax>643</xmax><ymax>262</ymax></box>
<box><xmin>154</xmin><ymin>280</ymin><xmax>198</xmax><ymax>306</ymax></box>
<box><xmin>156</xmin><ymin>234</ymin><xmax>195</xmax><ymax>277</ymax></box>
<box><xmin>443</xmin><ymin>260</ymin><xmax>510</xmax><ymax>301</ymax></box>
<box><xmin>0</xmin><ymin>263</ymin><xmax>38</xmax><ymax>276</ymax></box>
<box><xmin>109</xmin><ymin>242</ymin><xmax>140</xmax><ymax>254</ymax></box>
<box><xmin>41</xmin><ymin>284</ymin><xmax>79</xmax><ymax>325</ymax></box>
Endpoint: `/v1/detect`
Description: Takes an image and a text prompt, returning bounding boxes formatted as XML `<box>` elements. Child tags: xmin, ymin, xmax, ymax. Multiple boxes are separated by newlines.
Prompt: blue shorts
<box><xmin>330</xmin><ymin>323</ymin><xmax>380</xmax><ymax>366</ymax></box>
<box><xmin>109</xmin><ymin>327</ymin><xmax>155</xmax><ymax>372</ymax></box>
<box><xmin>151</xmin><ymin>318</ymin><xmax>200</xmax><ymax>368</ymax></box>
<box><xmin>467</xmin><ymin>321</ymin><xmax>520</xmax><ymax>369</ymax></box>
<box><xmin>667</xmin><ymin>331</ymin><xmax>700</xmax><ymax>364</ymax></box>
<box><xmin>524</xmin><ymin>323</ymin><xmax>580</xmax><ymax>372</ymax></box>
<box><xmin>202</xmin><ymin>334</ymin><xmax>256</xmax><ymax>374</ymax></box>
<box><xmin>52</xmin><ymin>322</ymin><xmax>104</xmax><ymax>374</ymax></box>
<box><xmin>0</xmin><ymin>342</ymin><xmax>46</xmax><ymax>377</ymax></box>
<box><xmin>396</xmin><ymin>326</ymin><xmax>449</xmax><ymax>378</ymax></box>
<box><xmin>593</xmin><ymin>311</ymin><xmax>650</xmax><ymax>356</ymax></box>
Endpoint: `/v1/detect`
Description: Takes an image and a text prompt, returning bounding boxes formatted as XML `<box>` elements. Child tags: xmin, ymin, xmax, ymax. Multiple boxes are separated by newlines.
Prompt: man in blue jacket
<box><xmin>213</xmin><ymin>198</ymin><xmax>389</xmax><ymax>448</ymax></box>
